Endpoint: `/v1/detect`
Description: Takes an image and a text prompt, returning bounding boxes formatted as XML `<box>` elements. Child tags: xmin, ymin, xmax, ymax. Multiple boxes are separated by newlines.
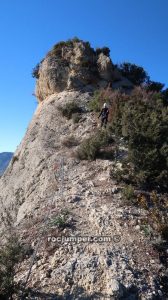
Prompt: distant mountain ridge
<box><xmin>0</xmin><ymin>152</ymin><xmax>13</xmax><ymax>175</ymax></box>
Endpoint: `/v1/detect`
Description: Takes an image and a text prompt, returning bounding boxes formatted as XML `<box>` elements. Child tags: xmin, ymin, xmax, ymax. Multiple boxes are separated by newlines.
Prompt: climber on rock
<box><xmin>98</xmin><ymin>103</ymin><xmax>109</xmax><ymax>128</ymax></box>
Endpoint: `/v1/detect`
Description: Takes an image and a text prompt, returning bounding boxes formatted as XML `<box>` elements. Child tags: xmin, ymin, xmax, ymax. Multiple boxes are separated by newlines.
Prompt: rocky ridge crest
<box><xmin>35</xmin><ymin>38</ymin><xmax>132</xmax><ymax>102</ymax></box>
<box><xmin>0</xmin><ymin>40</ymin><xmax>166</xmax><ymax>299</ymax></box>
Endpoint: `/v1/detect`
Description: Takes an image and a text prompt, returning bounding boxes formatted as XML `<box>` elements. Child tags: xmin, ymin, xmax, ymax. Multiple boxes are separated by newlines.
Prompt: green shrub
<box><xmin>58</xmin><ymin>102</ymin><xmax>81</xmax><ymax>119</ymax></box>
<box><xmin>122</xmin><ymin>184</ymin><xmax>135</xmax><ymax>201</ymax></box>
<box><xmin>88</xmin><ymin>92</ymin><xmax>101</xmax><ymax>112</ymax></box>
<box><xmin>123</xmin><ymin>100</ymin><xmax>168</xmax><ymax>189</ymax></box>
<box><xmin>51</xmin><ymin>42</ymin><xmax>66</xmax><ymax>56</ymax></box>
<box><xmin>49</xmin><ymin>215</ymin><xmax>66</xmax><ymax>228</ymax></box>
<box><xmin>95</xmin><ymin>47</ymin><xmax>110</xmax><ymax>57</ymax></box>
<box><xmin>110</xmin><ymin>162</ymin><xmax>134</xmax><ymax>184</ymax></box>
<box><xmin>62</xmin><ymin>135</ymin><xmax>79</xmax><ymax>147</ymax></box>
<box><xmin>117</xmin><ymin>62</ymin><xmax>149</xmax><ymax>85</ymax></box>
<box><xmin>107</xmin><ymin>87</ymin><xmax>168</xmax><ymax>190</ymax></box>
<box><xmin>48</xmin><ymin>210</ymin><xmax>69</xmax><ymax>229</ymax></box>
<box><xmin>110</xmin><ymin>168</ymin><xmax>123</xmax><ymax>183</ymax></box>
<box><xmin>88</xmin><ymin>90</ymin><xmax>107</xmax><ymax>112</ymax></box>
<box><xmin>0</xmin><ymin>199</ymin><xmax>31</xmax><ymax>299</ymax></box>
<box><xmin>76</xmin><ymin>130</ymin><xmax>113</xmax><ymax>160</ymax></box>
<box><xmin>49</xmin><ymin>38</ymin><xmax>83</xmax><ymax>57</ymax></box>
<box><xmin>0</xmin><ymin>233</ymin><xmax>24</xmax><ymax>299</ymax></box>
<box><xmin>84</xmin><ymin>41</ymin><xmax>91</xmax><ymax>48</ymax></box>
<box><xmin>49</xmin><ymin>40</ymin><xmax>73</xmax><ymax>57</ymax></box>
<box><xmin>32</xmin><ymin>63</ymin><xmax>40</xmax><ymax>79</ymax></box>
<box><xmin>32</xmin><ymin>59</ymin><xmax>44</xmax><ymax>79</ymax></box>
<box><xmin>77</xmin><ymin>136</ymin><xmax>100</xmax><ymax>160</ymax></box>
<box><xmin>146</xmin><ymin>80</ymin><xmax>164</xmax><ymax>93</ymax></box>
<box><xmin>162</xmin><ymin>88</ymin><xmax>168</xmax><ymax>102</ymax></box>
<box><xmin>140</xmin><ymin>225</ymin><xmax>151</xmax><ymax>237</ymax></box>
<box><xmin>71</xmin><ymin>37</ymin><xmax>81</xmax><ymax>43</ymax></box>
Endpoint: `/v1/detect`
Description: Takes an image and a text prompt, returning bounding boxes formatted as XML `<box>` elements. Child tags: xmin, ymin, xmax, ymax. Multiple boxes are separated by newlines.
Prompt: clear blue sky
<box><xmin>0</xmin><ymin>0</ymin><xmax>168</xmax><ymax>152</ymax></box>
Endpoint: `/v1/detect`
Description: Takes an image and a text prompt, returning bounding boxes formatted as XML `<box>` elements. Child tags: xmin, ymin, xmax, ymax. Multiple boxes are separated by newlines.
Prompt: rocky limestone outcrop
<box><xmin>97</xmin><ymin>52</ymin><xmax>115</xmax><ymax>81</ymax></box>
<box><xmin>35</xmin><ymin>39</ymin><xmax>133</xmax><ymax>102</ymax></box>
<box><xmin>0</xmin><ymin>40</ymin><xmax>166</xmax><ymax>299</ymax></box>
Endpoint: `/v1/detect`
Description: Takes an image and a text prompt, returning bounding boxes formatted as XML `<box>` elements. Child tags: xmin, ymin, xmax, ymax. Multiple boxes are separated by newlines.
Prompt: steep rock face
<box><xmin>0</xmin><ymin>91</ymin><xmax>164</xmax><ymax>299</ymax></box>
<box><xmin>0</xmin><ymin>91</ymin><xmax>93</xmax><ymax>223</ymax></box>
<box><xmin>35</xmin><ymin>40</ymin><xmax>128</xmax><ymax>102</ymax></box>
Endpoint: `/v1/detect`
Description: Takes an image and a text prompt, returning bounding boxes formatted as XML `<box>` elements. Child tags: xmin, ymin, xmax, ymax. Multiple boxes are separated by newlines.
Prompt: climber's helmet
<box><xmin>103</xmin><ymin>103</ymin><xmax>107</xmax><ymax>108</ymax></box>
